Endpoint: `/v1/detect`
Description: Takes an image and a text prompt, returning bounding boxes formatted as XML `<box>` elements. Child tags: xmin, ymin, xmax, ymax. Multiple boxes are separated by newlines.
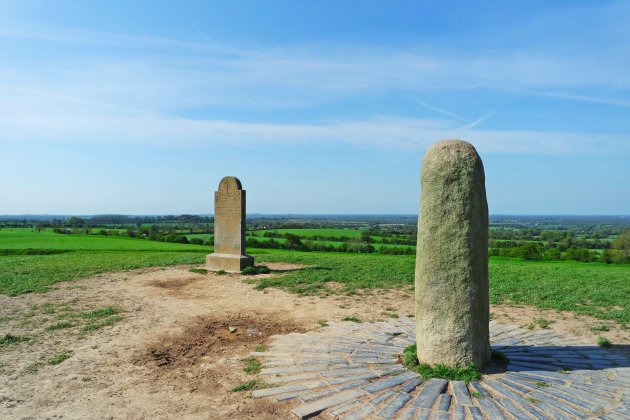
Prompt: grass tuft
<box><xmin>48</xmin><ymin>351</ymin><xmax>71</xmax><ymax>365</ymax></box>
<box><xmin>81</xmin><ymin>306</ymin><xmax>118</xmax><ymax>319</ymax></box>
<box><xmin>597</xmin><ymin>336</ymin><xmax>611</xmax><ymax>348</ymax></box>
<box><xmin>189</xmin><ymin>268</ymin><xmax>208</xmax><ymax>275</ymax></box>
<box><xmin>45</xmin><ymin>321</ymin><xmax>75</xmax><ymax>331</ymax></box>
<box><xmin>591</xmin><ymin>323</ymin><xmax>610</xmax><ymax>332</ymax></box>
<box><xmin>402</xmin><ymin>344</ymin><xmax>482</xmax><ymax>382</ymax></box>
<box><xmin>241</xmin><ymin>265</ymin><xmax>272</xmax><ymax>275</ymax></box>
<box><xmin>229</xmin><ymin>380</ymin><xmax>270</xmax><ymax>392</ymax></box>
<box><xmin>341</xmin><ymin>316</ymin><xmax>361</xmax><ymax>323</ymax></box>
<box><xmin>254</xmin><ymin>344</ymin><xmax>268</xmax><ymax>352</ymax></box>
<box><xmin>0</xmin><ymin>333</ymin><xmax>29</xmax><ymax>347</ymax></box>
<box><xmin>243</xmin><ymin>357</ymin><xmax>261</xmax><ymax>374</ymax></box>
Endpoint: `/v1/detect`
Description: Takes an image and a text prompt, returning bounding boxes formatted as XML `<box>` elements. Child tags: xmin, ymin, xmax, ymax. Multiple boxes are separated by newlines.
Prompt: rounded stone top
<box><xmin>424</xmin><ymin>139</ymin><xmax>480</xmax><ymax>161</ymax></box>
<box><xmin>218</xmin><ymin>176</ymin><xmax>243</xmax><ymax>192</ymax></box>
<box><xmin>421</xmin><ymin>139</ymin><xmax>485</xmax><ymax>184</ymax></box>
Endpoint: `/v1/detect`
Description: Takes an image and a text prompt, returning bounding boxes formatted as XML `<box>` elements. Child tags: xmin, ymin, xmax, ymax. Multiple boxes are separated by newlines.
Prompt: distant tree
<box><xmin>612</xmin><ymin>229</ymin><xmax>630</xmax><ymax>263</ymax></box>
<box><xmin>66</xmin><ymin>217</ymin><xmax>85</xmax><ymax>227</ymax></box>
<box><xmin>522</xmin><ymin>243</ymin><xmax>543</xmax><ymax>261</ymax></box>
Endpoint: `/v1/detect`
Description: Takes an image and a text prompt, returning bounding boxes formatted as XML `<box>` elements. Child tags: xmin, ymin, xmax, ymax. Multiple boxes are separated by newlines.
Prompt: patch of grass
<box><xmin>81</xmin><ymin>306</ymin><xmax>118</xmax><ymax>319</ymax></box>
<box><xmin>0</xmin><ymin>333</ymin><xmax>29</xmax><ymax>347</ymax></box>
<box><xmin>81</xmin><ymin>376</ymin><xmax>92</xmax><ymax>381</ymax></box>
<box><xmin>591</xmin><ymin>323</ymin><xmax>610</xmax><ymax>332</ymax></box>
<box><xmin>382</xmin><ymin>311</ymin><xmax>399</xmax><ymax>318</ymax></box>
<box><xmin>48</xmin><ymin>351</ymin><xmax>71</xmax><ymax>365</ymax></box>
<box><xmin>0</xmin><ymin>316</ymin><xmax>10</xmax><ymax>323</ymax></box>
<box><xmin>254</xmin><ymin>344</ymin><xmax>268</xmax><ymax>352</ymax></box>
<box><xmin>534</xmin><ymin>318</ymin><xmax>553</xmax><ymax>329</ymax></box>
<box><xmin>243</xmin><ymin>358</ymin><xmax>261</xmax><ymax>374</ymax></box>
<box><xmin>189</xmin><ymin>268</ymin><xmax>208</xmax><ymax>275</ymax></box>
<box><xmin>0</xmin><ymin>229</ymin><xmax>207</xmax><ymax>295</ymax></box>
<box><xmin>471</xmin><ymin>391</ymin><xmax>484</xmax><ymax>398</ymax></box>
<box><xmin>229</xmin><ymin>380</ymin><xmax>270</xmax><ymax>392</ymax></box>
<box><xmin>241</xmin><ymin>265</ymin><xmax>271</xmax><ymax>275</ymax></box>
<box><xmin>527</xmin><ymin>397</ymin><xmax>541</xmax><ymax>404</ymax></box>
<box><xmin>22</xmin><ymin>362</ymin><xmax>43</xmax><ymax>375</ymax></box>
<box><xmin>45</xmin><ymin>321</ymin><xmax>75</xmax><ymax>331</ymax></box>
<box><xmin>317</xmin><ymin>320</ymin><xmax>329</xmax><ymax>327</ymax></box>
<box><xmin>341</xmin><ymin>316</ymin><xmax>361</xmax><ymax>323</ymax></box>
<box><xmin>535</xmin><ymin>381</ymin><xmax>551</xmax><ymax>388</ymax></box>
<box><xmin>78</xmin><ymin>315</ymin><xmax>123</xmax><ymax>337</ymax></box>
<box><xmin>402</xmin><ymin>344</ymin><xmax>482</xmax><ymax>382</ymax></box>
<box><xmin>597</xmin><ymin>336</ymin><xmax>611</xmax><ymax>348</ymax></box>
<box><xmin>216</xmin><ymin>269</ymin><xmax>227</xmax><ymax>275</ymax></box>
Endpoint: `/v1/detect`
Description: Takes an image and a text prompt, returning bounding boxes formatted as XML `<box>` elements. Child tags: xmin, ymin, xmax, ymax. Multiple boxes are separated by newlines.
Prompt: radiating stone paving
<box><xmin>250</xmin><ymin>317</ymin><xmax>630</xmax><ymax>419</ymax></box>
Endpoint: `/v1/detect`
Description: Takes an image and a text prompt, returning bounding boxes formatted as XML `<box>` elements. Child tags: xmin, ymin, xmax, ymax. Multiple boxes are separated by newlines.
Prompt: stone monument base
<box><xmin>206</xmin><ymin>253</ymin><xmax>254</xmax><ymax>272</ymax></box>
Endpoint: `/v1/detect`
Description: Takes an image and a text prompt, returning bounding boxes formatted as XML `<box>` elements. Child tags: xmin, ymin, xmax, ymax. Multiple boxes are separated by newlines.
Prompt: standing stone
<box><xmin>415</xmin><ymin>140</ymin><xmax>490</xmax><ymax>367</ymax></box>
<box><xmin>206</xmin><ymin>176</ymin><xmax>254</xmax><ymax>272</ymax></box>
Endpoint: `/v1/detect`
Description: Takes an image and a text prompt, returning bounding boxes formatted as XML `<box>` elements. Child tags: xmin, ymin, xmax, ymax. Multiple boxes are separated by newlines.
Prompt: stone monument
<box><xmin>206</xmin><ymin>176</ymin><xmax>254</xmax><ymax>272</ymax></box>
<box><xmin>415</xmin><ymin>140</ymin><xmax>490</xmax><ymax>367</ymax></box>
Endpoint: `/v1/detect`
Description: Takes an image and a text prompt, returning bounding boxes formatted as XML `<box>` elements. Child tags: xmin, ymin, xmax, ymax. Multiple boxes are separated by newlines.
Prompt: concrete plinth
<box><xmin>206</xmin><ymin>253</ymin><xmax>254</xmax><ymax>273</ymax></box>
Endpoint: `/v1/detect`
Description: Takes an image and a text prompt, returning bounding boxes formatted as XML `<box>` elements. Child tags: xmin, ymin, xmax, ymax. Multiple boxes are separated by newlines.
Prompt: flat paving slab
<box><xmin>251</xmin><ymin>316</ymin><xmax>629</xmax><ymax>419</ymax></box>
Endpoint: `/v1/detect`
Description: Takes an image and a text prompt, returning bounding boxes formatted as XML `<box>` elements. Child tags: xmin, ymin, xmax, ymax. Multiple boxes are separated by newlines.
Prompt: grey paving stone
<box><xmin>369</xmin><ymin>389</ymin><xmax>397</xmax><ymax>405</ymax></box>
<box><xmin>327</xmin><ymin>373</ymin><xmax>380</xmax><ymax>385</ymax></box>
<box><xmin>431</xmin><ymin>411</ymin><xmax>450</xmax><ymax>420</ymax></box>
<box><xmin>341</xmin><ymin>403</ymin><xmax>375</xmax><ymax>420</ymax></box>
<box><xmin>481</xmin><ymin>380</ymin><xmax>547</xmax><ymax>419</ymax></box>
<box><xmin>267</xmin><ymin>372</ymin><xmax>320</xmax><ymax>383</ymax></box>
<box><xmin>320</xmin><ymin>368</ymin><xmax>372</xmax><ymax>377</ymax></box>
<box><xmin>361</xmin><ymin>372</ymin><xmax>419</xmax><ymax>394</ymax></box>
<box><xmin>252</xmin><ymin>384</ymin><xmax>309</xmax><ymax>398</ymax></box>
<box><xmin>261</xmin><ymin>365</ymin><xmax>328</xmax><ymax>375</ymax></box>
<box><xmin>452</xmin><ymin>405</ymin><xmax>465</xmax><ymax>420</ymax></box>
<box><xmin>415</xmin><ymin>409</ymin><xmax>430</xmax><ymax>420</ymax></box>
<box><xmin>337</xmin><ymin>380</ymin><xmax>371</xmax><ymax>391</ymax></box>
<box><xmin>528</xmin><ymin>390</ymin><xmax>587</xmax><ymax>418</ymax></box>
<box><xmin>327</xmin><ymin>400</ymin><xmax>363</xmax><ymax>417</ymax></box>
<box><xmin>493</xmin><ymin>397</ymin><xmax>532</xmax><ymax>419</ymax></box>
<box><xmin>292</xmin><ymin>389</ymin><xmax>365</xmax><ymax>419</ymax></box>
<box><xmin>394</xmin><ymin>406</ymin><xmax>418</xmax><ymax>420</ymax></box>
<box><xmin>467</xmin><ymin>405</ymin><xmax>484</xmax><ymax>420</ymax></box>
<box><xmin>436</xmin><ymin>394</ymin><xmax>451</xmax><ymax>411</ymax></box>
<box><xmin>256</xmin><ymin>320</ymin><xmax>627</xmax><ymax>420</ymax></box>
<box><xmin>468</xmin><ymin>381</ymin><xmax>491</xmax><ymax>398</ymax></box>
<box><xmin>413</xmin><ymin>378</ymin><xmax>448</xmax><ymax>408</ymax></box>
<box><xmin>451</xmin><ymin>380</ymin><xmax>472</xmax><ymax>405</ymax></box>
<box><xmin>475</xmin><ymin>396</ymin><xmax>507</xmax><ymax>420</ymax></box>
<box><xmin>400</xmin><ymin>378</ymin><xmax>423</xmax><ymax>393</ymax></box>
<box><xmin>541</xmin><ymin>385</ymin><xmax>605</xmax><ymax>413</ymax></box>
<box><xmin>377</xmin><ymin>392</ymin><xmax>412</xmax><ymax>419</ymax></box>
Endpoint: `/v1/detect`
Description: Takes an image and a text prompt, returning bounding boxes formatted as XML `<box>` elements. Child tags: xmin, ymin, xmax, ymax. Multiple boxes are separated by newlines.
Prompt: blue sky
<box><xmin>1</xmin><ymin>0</ymin><xmax>629</xmax><ymax>215</ymax></box>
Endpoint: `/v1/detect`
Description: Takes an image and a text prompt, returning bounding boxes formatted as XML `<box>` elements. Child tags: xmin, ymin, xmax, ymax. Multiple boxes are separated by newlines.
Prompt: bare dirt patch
<box><xmin>0</xmin><ymin>263</ymin><xmax>628</xmax><ymax>419</ymax></box>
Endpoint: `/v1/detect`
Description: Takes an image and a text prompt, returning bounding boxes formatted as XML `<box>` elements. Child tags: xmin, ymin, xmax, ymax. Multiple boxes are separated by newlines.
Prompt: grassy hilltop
<box><xmin>1</xmin><ymin>227</ymin><xmax>628</xmax><ymax>325</ymax></box>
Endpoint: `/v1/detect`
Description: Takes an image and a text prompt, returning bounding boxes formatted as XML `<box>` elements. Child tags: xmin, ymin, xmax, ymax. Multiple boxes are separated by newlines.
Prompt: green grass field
<box><xmin>1</xmin><ymin>228</ymin><xmax>629</xmax><ymax>324</ymax></box>
<box><xmin>258</xmin><ymin>228</ymin><xmax>365</xmax><ymax>238</ymax></box>
<box><xmin>253</xmin><ymin>250</ymin><xmax>630</xmax><ymax>323</ymax></box>
<box><xmin>0</xmin><ymin>229</ymin><xmax>209</xmax><ymax>295</ymax></box>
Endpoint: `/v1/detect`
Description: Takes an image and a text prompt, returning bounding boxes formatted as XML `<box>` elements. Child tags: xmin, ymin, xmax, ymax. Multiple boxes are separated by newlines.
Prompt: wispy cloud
<box><xmin>1</xmin><ymin>18</ymin><xmax>629</xmax><ymax>158</ymax></box>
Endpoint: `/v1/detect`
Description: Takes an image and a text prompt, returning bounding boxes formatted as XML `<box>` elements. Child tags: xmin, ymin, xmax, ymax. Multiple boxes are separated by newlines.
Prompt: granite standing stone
<box><xmin>415</xmin><ymin>140</ymin><xmax>490</xmax><ymax>367</ymax></box>
<box><xmin>205</xmin><ymin>176</ymin><xmax>254</xmax><ymax>272</ymax></box>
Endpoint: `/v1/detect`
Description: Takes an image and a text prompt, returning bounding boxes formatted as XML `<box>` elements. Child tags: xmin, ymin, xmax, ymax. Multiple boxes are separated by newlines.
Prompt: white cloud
<box><xmin>1</xmin><ymin>18</ymin><xmax>629</xmax><ymax>157</ymax></box>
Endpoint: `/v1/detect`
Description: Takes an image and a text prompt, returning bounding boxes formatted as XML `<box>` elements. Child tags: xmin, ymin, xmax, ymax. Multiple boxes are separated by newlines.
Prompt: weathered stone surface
<box><xmin>415</xmin><ymin>140</ymin><xmax>490</xmax><ymax>367</ymax></box>
<box><xmin>205</xmin><ymin>176</ymin><xmax>254</xmax><ymax>272</ymax></box>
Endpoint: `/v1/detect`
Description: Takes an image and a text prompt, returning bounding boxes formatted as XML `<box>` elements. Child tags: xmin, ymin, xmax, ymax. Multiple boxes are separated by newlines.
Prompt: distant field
<box><xmin>1</xmin><ymin>228</ymin><xmax>628</xmax><ymax>324</ymax></box>
<box><xmin>253</xmin><ymin>250</ymin><xmax>630</xmax><ymax>324</ymax></box>
<box><xmin>258</xmin><ymin>228</ymin><xmax>365</xmax><ymax>238</ymax></box>
<box><xmin>0</xmin><ymin>229</ymin><xmax>209</xmax><ymax>295</ymax></box>
<box><xmin>1</xmin><ymin>229</ymin><xmax>206</xmax><ymax>251</ymax></box>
